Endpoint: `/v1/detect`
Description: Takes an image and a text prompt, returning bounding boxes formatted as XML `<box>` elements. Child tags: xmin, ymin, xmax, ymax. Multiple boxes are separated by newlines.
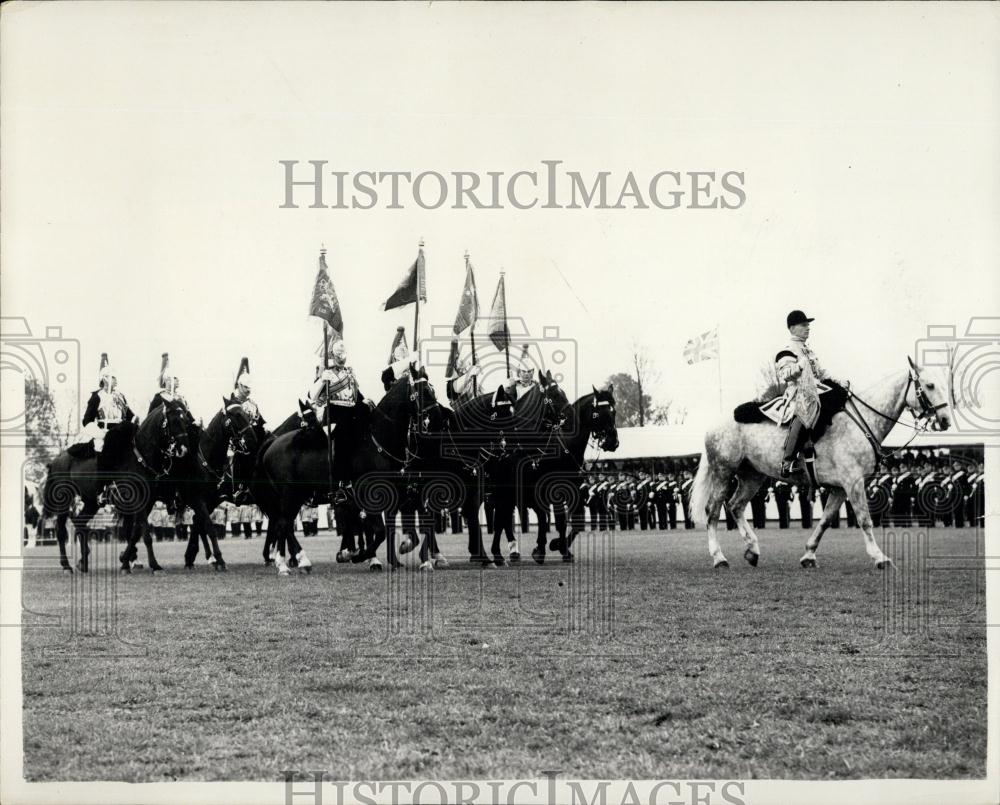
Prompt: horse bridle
<box><xmin>589</xmin><ymin>395</ymin><xmax>617</xmax><ymax>450</ymax></box>
<box><xmin>843</xmin><ymin>359</ymin><xmax>949</xmax><ymax>468</ymax></box>
<box><xmin>224</xmin><ymin>402</ymin><xmax>257</xmax><ymax>455</ymax></box>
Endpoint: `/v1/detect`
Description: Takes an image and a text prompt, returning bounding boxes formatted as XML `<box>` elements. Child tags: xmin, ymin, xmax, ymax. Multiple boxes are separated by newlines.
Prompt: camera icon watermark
<box><xmin>1</xmin><ymin>316</ymin><xmax>80</xmax><ymax>447</ymax></box>
<box><xmin>422</xmin><ymin>318</ymin><xmax>579</xmax><ymax>426</ymax></box>
<box><xmin>914</xmin><ymin>317</ymin><xmax>1000</xmax><ymax>437</ymax></box>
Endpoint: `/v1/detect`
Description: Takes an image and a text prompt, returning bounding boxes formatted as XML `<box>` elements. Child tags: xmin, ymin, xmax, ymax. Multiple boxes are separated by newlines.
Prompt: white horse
<box><xmin>690</xmin><ymin>358</ymin><xmax>951</xmax><ymax>569</ymax></box>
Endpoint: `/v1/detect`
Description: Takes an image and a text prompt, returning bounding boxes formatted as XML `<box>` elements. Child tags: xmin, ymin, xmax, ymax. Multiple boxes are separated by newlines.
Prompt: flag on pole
<box><xmin>309</xmin><ymin>249</ymin><xmax>344</xmax><ymax>337</ymax></box>
<box><xmin>487</xmin><ymin>273</ymin><xmax>510</xmax><ymax>352</ymax></box>
<box><xmin>453</xmin><ymin>258</ymin><xmax>479</xmax><ymax>335</ymax></box>
<box><xmin>683</xmin><ymin>327</ymin><xmax>719</xmax><ymax>364</ymax></box>
<box><xmin>384</xmin><ymin>245</ymin><xmax>427</xmax><ymax>311</ymax></box>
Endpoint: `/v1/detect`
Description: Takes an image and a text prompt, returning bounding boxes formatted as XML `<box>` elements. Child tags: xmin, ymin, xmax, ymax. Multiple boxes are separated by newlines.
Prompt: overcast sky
<box><xmin>3</xmin><ymin>3</ymin><xmax>998</xmax><ymax>430</ymax></box>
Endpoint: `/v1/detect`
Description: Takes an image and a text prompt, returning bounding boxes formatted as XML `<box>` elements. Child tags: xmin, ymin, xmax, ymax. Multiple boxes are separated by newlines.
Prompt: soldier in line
<box><xmin>209</xmin><ymin>503</ymin><xmax>228</xmax><ymax>544</ymax></box>
<box><xmin>966</xmin><ymin>460</ymin><xmax>984</xmax><ymax>527</ymax></box>
<box><xmin>253</xmin><ymin>504</ymin><xmax>265</xmax><ymax>536</ymax></box>
<box><xmin>680</xmin><ymin>467</ymin><xmax>695</xmax><ymax>529</ymax></box>
<box><xmin>891</xmin><ymin>457</ymin><xmax>916</xmax><ymax>528</ymax></box>
<box><xmin>772</xmin><ymin>479</ymin><xmax>792</xmax><ymax>529</ymax></box>
<box><xmin>945</xmin><ymin>456</ymin><xmax>969</xmax><ymax>529</ymax></box>
<box><xmin>750</xmin><ymin>484</ymin><xmax>768</xmax><ymax>530</ymax></box>
<box><xmin>148</xmin><ymin>500</ymin><xmax>168</xmax><ymax>542</ymax></box>
<box><xmin>163</xmin><ymin>501</ymin><xmax>177</xmax><ymax>541</ymax></box>
<box><xmin>635</xmin><ymin>470</ymin><xmax>653</xmax><ymax>531</ymax></box>
<box><xmin>652</xmin><ymin>471</ymin><xmax>670</xmax><ymax>531</ymax></box>
<box><xmin>867</xmin><ymin>465</ymin><xmax>893</xmax><ymax>528</ymax></box>
<box><xmin>914</xmin><ymin>455</ymin><xmax>938</xmax><ymax>528</ymax></box>
<box><xmin>795</xmin><ymin>483</ymin><xmax>815</xmax><ymax>529</ymax></box>
<box><xmin>301</xmin><ymin>500</ymin><xmax>319</xmax><ymax>536</ymax></box>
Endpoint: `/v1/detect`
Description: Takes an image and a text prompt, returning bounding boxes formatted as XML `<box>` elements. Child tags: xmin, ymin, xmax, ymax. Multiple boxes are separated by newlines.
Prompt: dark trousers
<box><xmin>255</xmin><ymin>521</ymin><xmax>263</xmax><ymax>534</ymax></box>
<box><xmin>484</xmin><ymin>500</ymin><xmax>494</xmax><ymax>534</ymax></box>
<box><xmin>450</xmin><ymin>510</ymin><xmax>462</xmax><ymax>533</ymax></box>
<box><xmin>638</xmin><ymin>505</ymin><xmax>650</xmax><ymax>531</ymax></box>
<box><xmin>231</xmin><ymin>523</ymin><xmax>241</xmax><ymax>537</ymax></box>
<box><xmin>799</xmin><ymin>494</ymin><xmax>814</xmax><ymax>528</ymax></box>
<box><xmin>750</xmin><ymin>496</ymin><xmax>767</xmax><ymax>529</ymax></box>
<box><xmin>775</xmin><ymin>497</ymin><xmax>790</xmax><ymax>529</ymax></box>
<box><xmin>243</xmin><ymin>522</ymin><xmax>252</xmax><ymax>539</ymax></box>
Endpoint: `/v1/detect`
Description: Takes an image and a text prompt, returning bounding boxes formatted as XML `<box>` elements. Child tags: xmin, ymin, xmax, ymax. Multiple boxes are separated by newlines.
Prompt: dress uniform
<box><xmin>148</xmin><ymin>500</ymin><xmax>167</xmax><ymax>541</ymax></box>
<box><xmin>867</xmin><ymin>468</ymin><xmax>892</xmax><ymax>528</ymax></box>
<box><xmin>680</xmin><ymin>469</ymin><xmax>694</xmax><ymax>529</ymax></box>
<box><xmin>774</xmin><ymin>311</ymin><xmax>849</xmax><ymax>477</ymax></box>
<box><xmin>75</xmin><ymin>353</ymin><xmax>136</xmax><ymax>469</ymax></box>
<box><xmin>652</xmin><ymin>473</ymin><xmax>671</xmax><ymax>531</ymax></box>
<box><xmin>210</xmin><ymin>503</ymin><xmax>228</xmax><ymax>541</ymax></box>
<box><xmin>966</xmin><ymin>462</ymin><xmax>984</xmax><ymax>527</ymax></box>
<box><xmin>772</xmin><ymin>480</ymin><xmax>792</xmax><ymax>529</ymax></box>
<box><xmin>891</xmin><ymin>460</ymin><xmax>916</xmax><ymax>528</ymax></box>
<box><xmin>914</xmin><ymin>459</ymin><xmax>937</xmax><ymax>528</ymax></box>
<box><xmin>444</xmin><ymin>339</ymin><xmax>482</xmax><ymax>403</ymax></box>
<box><xmin>945</xmin><ymin>459</ymin><xmax>969</xmax><ymax>528</ymax></box>
<box><xmin>635</xmin><ymin>472</ymin><xmax>652</xmax><ymax>530</ymax></box>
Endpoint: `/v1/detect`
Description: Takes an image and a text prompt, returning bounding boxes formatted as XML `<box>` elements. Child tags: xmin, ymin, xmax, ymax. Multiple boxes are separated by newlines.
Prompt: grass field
<box><xmin>21</xmin><ymin>525</ymin><xmax>987</xmax><ymax>782</ymax></box>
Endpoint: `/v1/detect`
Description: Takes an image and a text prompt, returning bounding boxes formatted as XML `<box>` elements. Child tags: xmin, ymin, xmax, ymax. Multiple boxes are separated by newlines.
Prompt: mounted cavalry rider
<box><xmin>775</xmin><ymin>310</ymin><xmax>850</xmax><ymax>478</ymax></box>
<box><xmin>148</xmin><ymin>352</ymin><xmax>190</xmax><ymax>415</ymax></box>
<box><xmin>75</xmin><ymin>352</ymin><xmax>137</xmax><ymax>469</ymax></box>
<box><xmin>308</xmin><ymin>337</ymin><xmax>373</xmax><ymax>424</ymax></box>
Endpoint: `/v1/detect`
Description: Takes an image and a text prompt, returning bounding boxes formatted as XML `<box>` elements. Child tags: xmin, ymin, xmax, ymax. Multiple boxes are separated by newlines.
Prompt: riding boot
<box><xmin>781</xmin><ymin>419</ymin><xmax>809</xmax><ymax>477</ymax></box>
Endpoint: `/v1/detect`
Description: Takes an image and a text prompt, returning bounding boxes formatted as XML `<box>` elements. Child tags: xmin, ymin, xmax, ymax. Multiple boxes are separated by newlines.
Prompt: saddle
<box><xmin>733</xmin><ymin>381</ymin><xmax>849</xmax><ymax>442</ymax></box>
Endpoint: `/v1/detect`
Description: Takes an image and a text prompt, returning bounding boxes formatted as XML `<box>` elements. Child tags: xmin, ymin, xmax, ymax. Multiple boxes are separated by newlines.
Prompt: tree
<box><xmin>755</xmin><ymin>359</ymin><xmax>783</xmax><ymax>401</ymax></box>
<box><xmin>24</xmin><ymin>379</ymin><xmax>70</xmax><ymax>483</ymax></box>
<box><xmin>603</xmin><ymin>372</ymin><xmax>650</xmax><ymax>428</ymax></box>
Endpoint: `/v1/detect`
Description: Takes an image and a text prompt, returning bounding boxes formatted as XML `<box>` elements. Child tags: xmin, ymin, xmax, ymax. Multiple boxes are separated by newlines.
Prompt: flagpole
<box><xmin>465</xmin><ymin>251</ymin><xmax>478</xmax><ymax>397</ymax></box>
<box><xmin>321</xmin><ymin>247</ymin><xmax>334</xmax><ymax>497</ymax></box>
<box><xmin>414</xmin><ymin>238</ymin><xmax>423</xmax><ymax>355</ymax></box>
<box><xmin>500</xmin><ymin>269</ymin><xmax>510</xmax><ymax>376</ymax></box>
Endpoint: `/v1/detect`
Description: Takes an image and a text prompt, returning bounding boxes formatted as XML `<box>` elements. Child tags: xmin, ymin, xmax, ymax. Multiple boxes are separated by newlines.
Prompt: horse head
<box><xmin>147</xmin><ymin>398</ymin><xmax>190</xmax><ymax>461</ymax></box>
<box><xmin>906</xmin><ymin>357</ymin><xmax>951</xmax><ymax>431</ymax></box>
<box><xmin>538</xmin><ymin>369</ymin><xmax>570</xmax><ymax>428</ymax></box>
<box><xmin>408</xmin><ymin>364</ymin><xmax>444</xmax><ymax>435</ymax></box>
<box><xmin>590</xmin><ymin>384</ymin><xmax>620</xmax><ymax>451</ymax></box>
<box><xmin>222</xmin><ymin>397</ymin><xmax>259</xmax><ymax>457</ymax></box>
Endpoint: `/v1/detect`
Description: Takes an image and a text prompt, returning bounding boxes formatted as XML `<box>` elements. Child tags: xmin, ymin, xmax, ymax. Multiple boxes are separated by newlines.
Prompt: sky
<box><xmin>3</xmin><ymin>3</ymin><xmax>998</xmax><ymax>432</ymax></box>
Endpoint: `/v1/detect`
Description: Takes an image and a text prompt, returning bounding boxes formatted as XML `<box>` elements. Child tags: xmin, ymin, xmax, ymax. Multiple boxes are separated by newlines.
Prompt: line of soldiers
<box><xmin>576</xmin><ymin>461</ymin><xmax>699</xmax><ymax>531</ymax></box>
<box><xmin>865</xmin><ymin>452</ymin><xmax>984</xmax><ymax>529</ymax></box>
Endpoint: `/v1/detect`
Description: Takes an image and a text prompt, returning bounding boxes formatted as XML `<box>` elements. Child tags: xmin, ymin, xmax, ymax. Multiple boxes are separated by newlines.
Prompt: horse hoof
<box><xmin>119</xmin><ymin>564</ymin><xmax>131</xmax><ymax>575</ymax></box>
<box><xmin>548</xmin><ymin>539</ymin><xmax>564</xmax><ymax>552</ymax></box>
<box><xmin>714</xmin><ymin>559</ymin><xmax>730</xmax><ymax>569</ymax></box>
<box><xmin>149</xmin><ymin>564</ymin><xmax>164</xmax><ymax>574</ymax></box>
<box><xmin>509</xmin><ymin>551</ymin><xmax>521</xmax><ymax>564</ymax></box>
<box><xmin>216</xmin><ymin>562</ymin><xmax>228</xmax><ymax>572</ymax></box>
<box><xmin>419</xmin><ymin>561</ymin><xmax>433</xmax><ymax>572</ymax></box>
<box><xmin>432</xmin><ymin>555</ymin><xmax>449</xmax><ymax>569</ymax></box>
<box><xmin>277</xmin><ymin>567</ymin><xmax>290</xmax><ymax>577</ymax></box>
<box><xmin>743</xmin><ymin>549</ymin><xmax>759</xmax><ymax>567</ymax></box>
<box><xmin>335</xmin><ymin>550</ymin><xmax>353</xmax><ymax>563</ymax></box>
<box><xmin>398</xmin><ymin>537</ymin><xmax>415</xmax><ymax>555</ymax></box>
<box><xmin>531</xmin><ymin>548</ymin><xmax>545</xmax><ymax>565</ymax></box>
<box><xmin>62</xmin><ymin>566</ymin><xmax>74</xmax><ymax>574</ymax></box>
<box><xmin>492</xmin><ymin>554</ymin><xmax>506</xmax><ymax>567</ymax></box>
<box><xmin>184</xmin><ymin>564</ymin><xmax>194</xmax><ymax>570</ymax></box>
<box><xmin>562</xmin><ymin>552</ymin><xmax>575</xmax><ymax>563</ymax></box>
<box><xmin>800</xmin><ymin>557</ymin><xmax>817</xmax><ymax>569</ymax></box>
<box><xmin>876</xmin><ymin>559</ymin><xmax>892</xmax><ymax>570</ymax></box>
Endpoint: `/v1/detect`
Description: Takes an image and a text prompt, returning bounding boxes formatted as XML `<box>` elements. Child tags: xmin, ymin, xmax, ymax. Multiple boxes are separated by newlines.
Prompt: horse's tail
<box><xmin>689</xmin><ymin>449</ymin><xmax>727</xmax><ymax>528</ymax></box>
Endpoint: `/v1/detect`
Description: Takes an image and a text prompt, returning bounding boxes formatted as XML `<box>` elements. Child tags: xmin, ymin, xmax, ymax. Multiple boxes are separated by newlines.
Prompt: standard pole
<box><xmin>470</xmin><ymin>329</ymin><xmax>478</xmax><ymax>396</ymax></box>
<box><xmin>324</xmin><ymin>322</ymin><xmax>334</xmax><ymax>494</ymax></box>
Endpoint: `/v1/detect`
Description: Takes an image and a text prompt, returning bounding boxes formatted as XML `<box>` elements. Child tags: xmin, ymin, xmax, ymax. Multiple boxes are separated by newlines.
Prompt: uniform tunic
<box><xmin>775</xmin><ymin>335</ymin><xmax>840</xmax><ymax>429</ymax></box>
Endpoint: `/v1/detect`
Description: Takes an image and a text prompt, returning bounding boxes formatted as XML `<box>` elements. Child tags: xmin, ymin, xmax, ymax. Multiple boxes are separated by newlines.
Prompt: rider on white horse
<box><xmin>777</xmin><ymin>310</ymin><xmax>849</xmax><ymax>477</ymax></box>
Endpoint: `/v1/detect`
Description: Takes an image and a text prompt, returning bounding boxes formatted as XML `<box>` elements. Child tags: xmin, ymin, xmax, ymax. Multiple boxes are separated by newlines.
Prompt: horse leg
<box><xmin>285</xmin><ymin>513</ymin><xmax>311</xmax><ymax>572</ymax></box>
<box><xmin>69</xmin><ymin>506</ymin><xmax>95</xmax><ymax>573</ymax></box>
<box><xmin>729</xmin><ymin>470</ymin><xmax>766</xmax><ymax>566</ymax></box>
<box><xmin>703</xmin><ymin>470</ymin><xmax>732</xmax><ymax>568</ymax></box>
<box><xmin>463</xmin><ymin>485</ymin><xmax>487</xmax><ymax>563</ymax></box>
<box><xmin>184</xmin><ymin>511</ymin><xmax>203</xmax><ymax>568</ymax></box>
<box><xmin>367</xmin><ymin>511</ymin><xmax>386</xmax><ymax>572</ymax></box>
<box><xmin>844</xmin><ymin>480</ymin><xmax>891</xmax><ymax>569</ymax></box>
<box><xmin>800</xmin><ymin>487</ymin><xmax>846</xmax><ymax>568</ymax></box>
<box><xmin>56</xmin><ymin>512</ymin><xmax>72</xmax><ymax>571</ymax></box>
<box><xmin>141</xmin><ymin>519</ymin><xmax>164</xmax><ymax>572</ymax></box>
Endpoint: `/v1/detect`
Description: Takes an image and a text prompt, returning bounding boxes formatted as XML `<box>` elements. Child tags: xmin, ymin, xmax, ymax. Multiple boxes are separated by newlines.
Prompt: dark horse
<box><xmin>466</xmin><ymin>374</ymin><xmax>571</xmax><ymax>565</ymax></box>
<box><xmin>436</xmin><ymin>382</ymin><xmax>523</xmax><ymax>565</ymax></box>
<box><xmin>534</xmin><ymin>385</ymin><xmax>619</xmax><ymax>561</ymax></box>
<box><xmin>41</xmin><ymin>400</ymin><xmax>191</xmax><ymax>573</ymax></box>
<box><xmin>256</xmin><ymin>365</ymin><xmax>442</xmax><ymax>573</ymax></box>
<box><xmin>178</xmin><ymin>399</ymin><xmax>260</xmax><ymax>570</ymax></box>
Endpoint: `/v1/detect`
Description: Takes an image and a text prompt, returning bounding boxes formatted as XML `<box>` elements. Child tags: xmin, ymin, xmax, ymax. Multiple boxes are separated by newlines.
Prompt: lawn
<box><xmin>20</xmin><ymin>525</ymin><xmax>987</xmax><ymax>781</ymax></box>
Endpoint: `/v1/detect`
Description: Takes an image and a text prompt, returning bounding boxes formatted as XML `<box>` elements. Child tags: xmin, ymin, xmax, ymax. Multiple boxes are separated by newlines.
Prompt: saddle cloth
<box><xmin>733</xmin><ymin>381</ymin><xmax>849</xmax><ymax>441</ymax></box>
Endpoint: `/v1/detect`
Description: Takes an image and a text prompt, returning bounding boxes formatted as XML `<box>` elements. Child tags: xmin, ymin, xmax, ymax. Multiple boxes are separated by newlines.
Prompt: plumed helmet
<box><xmin>98</xmin><ymin>352</ymin><xmax>116</xmax><ymax>385</ymax></box>
<box><xmin>235</xmin><ymin>357</ymin><xmax>252</xmax><ymax>391</ymax></box>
